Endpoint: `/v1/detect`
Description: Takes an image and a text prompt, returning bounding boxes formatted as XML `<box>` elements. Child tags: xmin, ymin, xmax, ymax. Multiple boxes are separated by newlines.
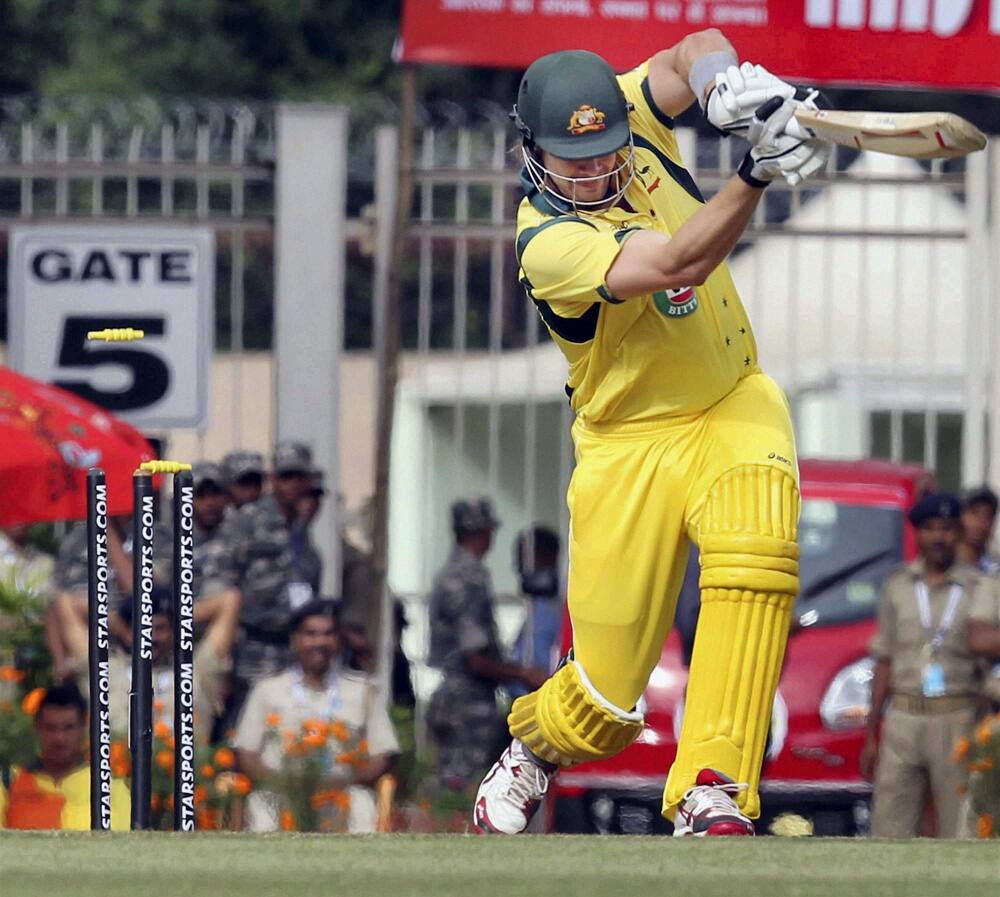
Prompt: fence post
<box><xmin>274</xmin><ymin>103</ymin><xmax>348</xmax><ymax>596</ymax></box>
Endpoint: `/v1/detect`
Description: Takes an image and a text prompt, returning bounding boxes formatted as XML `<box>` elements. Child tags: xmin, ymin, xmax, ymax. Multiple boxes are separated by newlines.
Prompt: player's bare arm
<box><xmin>646</xmin><ymin>28</ymin><xmax>737</xmax><ymax>116</ymax></box>
<box><xmin>605</xmin><ymin>177</ymin><xmax>762</xmax><ymax>298</ymax></box>
<box><xmin>606</xmin><ymin>97</ymin><xmax>828</xmax><ymax>300</ymax></box>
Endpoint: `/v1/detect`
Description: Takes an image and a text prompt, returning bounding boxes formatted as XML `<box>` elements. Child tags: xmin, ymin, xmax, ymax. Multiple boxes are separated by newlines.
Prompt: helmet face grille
<box><xmin>521</xmin><ymin>136</ymin><xmax>636</xmax><ymax>215</ymax></box>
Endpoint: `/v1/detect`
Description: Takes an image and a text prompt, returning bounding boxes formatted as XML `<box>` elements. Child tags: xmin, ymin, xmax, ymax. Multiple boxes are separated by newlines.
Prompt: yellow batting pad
<box><xmin>138</xmin><ymin>460</ymin><xmax>193</xmax><ymax>474</ymax></box>
<box><xmin>664</xmin><ymin>465</ymin><xmax>799</xmax><ymax>820</ymax></box>
<box><xmin>508</xmin><ymin>661</ymin><xmax>644</xmax><ymax>766</ymax></box>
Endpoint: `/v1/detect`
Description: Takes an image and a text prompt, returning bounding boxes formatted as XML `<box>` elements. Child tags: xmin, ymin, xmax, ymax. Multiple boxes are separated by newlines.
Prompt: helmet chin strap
<box><xmin>522</xmin><ymin>136</ymin><xmax>635</xmax><ymax>216</ymax></box>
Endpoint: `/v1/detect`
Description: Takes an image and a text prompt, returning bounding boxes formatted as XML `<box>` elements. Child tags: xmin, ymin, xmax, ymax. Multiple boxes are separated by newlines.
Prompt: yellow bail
<box><xmin>138</xmin><ymin>460</ymin><xmax>193</xmax><ymax>474</ymax></box>
<box><xmin>87</xmin><ymin>328</ymin><xmax>146</xmax><ymax>342</ymax></box>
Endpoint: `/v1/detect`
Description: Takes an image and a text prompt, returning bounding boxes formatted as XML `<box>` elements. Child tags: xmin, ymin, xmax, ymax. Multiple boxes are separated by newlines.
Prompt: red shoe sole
<box><xmin>704</xmin><ymin>820</ymin><xmax>755</xmax><ymax>836</ymax></box>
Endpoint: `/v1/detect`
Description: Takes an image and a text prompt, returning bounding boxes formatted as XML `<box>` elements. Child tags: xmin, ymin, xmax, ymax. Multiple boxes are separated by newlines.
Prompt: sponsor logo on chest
<box><xmin>653</xmin><ymin>286</ymin><xmax>698</xmax><ymax>318</ymax></box>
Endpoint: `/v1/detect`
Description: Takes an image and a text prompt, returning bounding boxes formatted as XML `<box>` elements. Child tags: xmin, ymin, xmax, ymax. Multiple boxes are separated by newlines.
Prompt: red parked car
<box><xmin>549</xmin><ymin>458</ymin><xmax>929</xmax><ymax>836</ymax></box>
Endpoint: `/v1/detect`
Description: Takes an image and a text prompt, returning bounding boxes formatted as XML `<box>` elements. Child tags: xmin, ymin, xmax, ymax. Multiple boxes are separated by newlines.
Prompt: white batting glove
<box><xmin>707</xmin><ymin>62</ymin><xmax>796</xmax><ymax>138</ymax></box>
<box><xmin>739</xmin><ymin>97</ymin><xmax>831</xmax><ymax>188</ymax></box>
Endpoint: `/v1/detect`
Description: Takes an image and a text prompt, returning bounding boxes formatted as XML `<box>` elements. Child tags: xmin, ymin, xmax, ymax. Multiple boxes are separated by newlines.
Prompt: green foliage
<box><xmin>0</xmin><ymin>569</ymin><xmax>52</xmax><ymax>693</ymax></box>
<box><xmin>0</xmin><ymin>699</ymin><xmax>38</xmax><ymax>769</ymax></box>
<box><xmin>16</xmin><ymin>0</ymin><xmax>402</xmax><ymax>102</ymax></box>
<box><xmin>957</xmin><ymin>714</ymin><xmax>1000</xmax><ymax>838</ymax></box>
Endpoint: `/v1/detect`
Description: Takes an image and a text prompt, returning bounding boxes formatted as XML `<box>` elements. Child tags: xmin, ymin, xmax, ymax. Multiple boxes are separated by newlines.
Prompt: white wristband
<box><xmin>688</xmin><ymin>50</ymin><xmax>738</xmax><ymax>109</ymax></box>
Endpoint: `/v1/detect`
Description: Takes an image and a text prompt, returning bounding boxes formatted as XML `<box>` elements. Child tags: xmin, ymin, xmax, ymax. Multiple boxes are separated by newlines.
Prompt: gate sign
<box><xmin>8</xmin><ymin>226</ymin><xmax>215</xmax><ymax>430</ymax></box>
<box><xmin>400</xmin><ymin>0</ymin><xmax>1000</xmax><ymax>92</ymax></box>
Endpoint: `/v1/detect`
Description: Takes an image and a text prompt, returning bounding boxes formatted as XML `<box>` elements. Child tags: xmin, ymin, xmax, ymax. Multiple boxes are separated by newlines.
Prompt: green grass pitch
<box><xmin>2</xmin><ymin>831</ymin><xmax>998</xmax><ymax>897</ymax></box>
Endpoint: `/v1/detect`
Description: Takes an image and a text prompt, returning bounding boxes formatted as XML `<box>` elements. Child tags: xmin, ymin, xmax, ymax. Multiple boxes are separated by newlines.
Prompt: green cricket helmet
<box><xmin>513</xmin><ymin>50</ymin><xmax>635</xmax><ymax>212</ymax></box>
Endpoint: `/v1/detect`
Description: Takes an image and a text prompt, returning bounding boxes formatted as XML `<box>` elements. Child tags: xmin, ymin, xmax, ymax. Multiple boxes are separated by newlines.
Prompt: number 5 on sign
<box><xmin>7</xmin><ymin>226</ymin><xmax>215</xmax><ymax>429</ymax></box>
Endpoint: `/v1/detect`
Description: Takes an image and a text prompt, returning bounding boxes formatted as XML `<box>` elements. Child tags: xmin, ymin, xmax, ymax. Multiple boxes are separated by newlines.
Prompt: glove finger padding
<box><xmin>709</xmin><ymin>63</ymin><xmax>797</xmax><ymax>135</ymax></box>
<box><xmin>740</xmin><ymin>97</ymin><xmax>830</xmax><ymax>188</ymax></box>
<box><xmin>746</xmin><ymin>96</ymin><xmax>795</xmax><ymax>148</ymax></box>
<box><xmin>784</xmin><ymin>140</ymin><xmax>831</xmax><ymax>187</ymax></box>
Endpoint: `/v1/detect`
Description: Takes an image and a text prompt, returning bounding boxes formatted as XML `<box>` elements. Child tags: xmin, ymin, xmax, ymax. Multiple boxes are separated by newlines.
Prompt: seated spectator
<box><xmin>234</xmin><ymin>599</ymin><xmax>398</xmax><ymax>833</ymax></box>
<box><xmin>48</xmin><ymin>514</ymin><xmax>171</xmax><ymax>679</ymax></box>
<box><xmin>1</xmin><ymin>684</ymin><xmax>129</xmax><ymax>829</ymax></box>
<box><xmin>222</xmin><ymin>450</ymin><xmax>266</xmax><ymax>510</ymax></box>
<box><xmin>53</xmin><ymin>586</ymin><xmax>239</xmax><ymax>741</ymax></box>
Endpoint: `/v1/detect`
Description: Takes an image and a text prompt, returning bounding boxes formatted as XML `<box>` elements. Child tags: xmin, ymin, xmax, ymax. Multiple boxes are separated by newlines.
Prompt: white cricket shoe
<box><xmin>473</xmin><ymin>739</ymin><xmax>556</xmax><ymax>834</ymax></box>
<box><xmin>672</xmin><ymin>768</ymin><xmax>755</xmax><ymax>836</ymax></box>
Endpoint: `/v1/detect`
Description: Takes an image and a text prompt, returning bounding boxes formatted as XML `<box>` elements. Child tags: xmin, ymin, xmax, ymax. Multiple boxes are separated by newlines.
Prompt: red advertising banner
<box><xmin>400</xmin><ymin>1</ymin><xmax>1000</xmax><ymax>92</ymax></box>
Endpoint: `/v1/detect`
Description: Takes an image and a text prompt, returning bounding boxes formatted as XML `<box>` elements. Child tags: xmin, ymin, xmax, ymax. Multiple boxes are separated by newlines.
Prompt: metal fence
<box><xmin>1</xmin><ymin>98</ymin><xmax>997</xmax><ymax>702</ymax></box>
<box><xmin>0</xmin><ymin>98</ymin><xmax>276</xmax><ymax>457</ymax></box>
<box><xmin>373</xmin><ymin>120</ymin><xmax>999</xmax><ymax>704</ymax></box>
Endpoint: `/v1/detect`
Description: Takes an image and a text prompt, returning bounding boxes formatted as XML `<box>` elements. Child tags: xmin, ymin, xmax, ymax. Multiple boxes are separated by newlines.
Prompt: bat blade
<box><xmin>791</xmin><ymin>108</ymin><xmax>987</xmax><ymax>159</ymax></box>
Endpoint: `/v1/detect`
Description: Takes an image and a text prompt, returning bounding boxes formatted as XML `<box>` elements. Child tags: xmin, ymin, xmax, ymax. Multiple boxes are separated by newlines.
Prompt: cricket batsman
<box><xmin>473</xmin><ymin>29</ymin><xmax>830</xmax><ymax>836</ymax></box>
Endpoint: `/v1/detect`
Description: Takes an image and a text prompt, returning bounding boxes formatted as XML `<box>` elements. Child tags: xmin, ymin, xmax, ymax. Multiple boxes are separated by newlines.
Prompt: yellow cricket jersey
<box><xmin>0</xmin><ymin>763</ymin><xmax>130</xmax><ymax>830</ymax></box>
<box><xmin>516</xmin><ymin>59</ymin><xmax>759</xmax><ymax>424</ymax></box>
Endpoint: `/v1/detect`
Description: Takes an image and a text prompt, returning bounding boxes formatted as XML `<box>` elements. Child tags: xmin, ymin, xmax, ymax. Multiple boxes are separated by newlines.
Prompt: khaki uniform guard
<box><xmin>865</xmin><ymin>493</ymin><xmax>1000</xmax><ymax>838</ymax></box>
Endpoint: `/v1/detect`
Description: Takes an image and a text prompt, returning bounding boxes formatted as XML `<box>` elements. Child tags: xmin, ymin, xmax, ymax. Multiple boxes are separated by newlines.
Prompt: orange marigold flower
<box><xmin>302</xmin><ymin>718</ymin><xmax>329</xmax><ymax>736</ymax></box>
<box><xmin>155</xmin><ymin>750</ymin><xmax>174</xmax><ymax>770</ymax></box>
<box><xmin>167</xmin><ymin>795</ymin><xmax>175</xmax><ymax>810</ymax></box>
<box><xmin>280</xmin><ymin>809</ymin><xmax>296</xmax><ymax>832</ymax></box>
<box><xmin>330</xmin><ymin>721</ymin><xmax>349</xmax><ymax>743</ymax></box>
<box><xmin>953</xmin><ymin>737</ymin><xmax>971</xmax><ymax>763</ymax></box>
<box><xmin>302</xmin><ymin>732</ymin><xmax>326</xmax><ymax>749</ymax></box>
<box><xmin>166</xmin><ymin>736</ymin><xmax>176</xmax><ymax>750</ymax></box>
<box><xmin>265</xmin><ymin>712</ymin><xmax>282</xmax><ymax>728</ymax></box>
<box><xmin>214</xmin><ymin>747</ymin><xmax>235</xmax><ymax>769</ymax></box>
<box><xmin>233</xmin><ymin>773</ymin><xmax>252</xmax><ymax>796</ymax></box>
<box><xmin>201</xmin><ymin>764</ymin><xmax>215</xmax><ymax>779</ymax></box>
<box><xmin>977</xmin><ymin>813</ymin><xmax>994</xmax><ymax>839</ymax></box>
<box><xmin>356</xmin><ymin>739</ymin><xmax>369</xmax><ymax>755</ymax></box>
<box><xmin>111</xmin><ymin>761</ymin><xmax>130</xmax><ymax>778</ymax></box>
<box><xmin>980</xmin><ymin>758</ymin><xmax>994</xmax><ymax>771</ymax></box>
<box><xmin>153</xmin><ymin>699</ymin><xmax>165</xmax><ymax>715</ymax></box>
<box><xmin>150</xmin><ymin>794</ymin><xmax>161</xmax><ymax>811</ymax></box>
<box><xmin>334</xmin><ymin>791</ymin><xmax>350</xmax><ymax>810</ymax></box>
<box><xmin>336</xmin><ymin>752</ymin><xmax>353</xmax><ymax>765</ymax></box>
<box><xmin>110</xmin><ymin>741</ymin><xmax>128</xmax><ymax>764</ymax></box>
<box><xmin>196</xmin><ymin>808</ymin><xmax>219</xmax><ymax>830</ymax></box>
<box><xmin>975</xmin><ymin>723</ymin><xmax>993</xmax><ymax>746</ymax></box>
<box><xmin>194</xmin><ymin>785</ymin><xmax>209</xmax><ymax>805</ymax></box>
<box><xmin>21</xmin><ymin>687</ymin><xmax>45</xmax><ymax>716</ymax></box>
<box><xmin>0</xmin><ymin>666</ymin><xmax>25</xmax><ymax>683</ymax></box>
<box><xmin>154</xmin><ymin>720</ymin><xmax>172</xmax><ymax>740</ymax></box>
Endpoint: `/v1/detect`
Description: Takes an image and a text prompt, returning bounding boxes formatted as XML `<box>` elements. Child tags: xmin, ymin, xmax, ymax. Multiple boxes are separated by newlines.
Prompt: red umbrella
<box><xmin>0</xmin><ymin>365</ymin><xmax>156</xmax><ymax>526</ymax></box>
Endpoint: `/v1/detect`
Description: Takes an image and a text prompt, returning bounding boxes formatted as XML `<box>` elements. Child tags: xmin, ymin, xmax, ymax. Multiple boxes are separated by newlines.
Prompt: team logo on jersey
<box><xmin>653</xmin><ymin>286</ymin><xmax>698</xmax><ymax>317</ymax></box>
<box><xmin>568</xmin><ymin>105</ymin><xmax>606</xmax><ymax>135</ymax></box>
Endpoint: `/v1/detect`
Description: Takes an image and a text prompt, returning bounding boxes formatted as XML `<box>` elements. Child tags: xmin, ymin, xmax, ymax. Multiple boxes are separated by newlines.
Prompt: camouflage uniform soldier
<box><xmin>51</xmin><ymin>513</ymin><xmax>173</xmax><ymax>677</ymax></box>
<box><xmin>427</xmin><ymin>498</ymin><xmax>547</xmax><ymax>792</ymax></box>
<box><xmin>190</xmin><ymin>462</ymin><xmax>229</xmax><ymax>600</ymax></box>
<box><xmin>221</xmin><ymin>450</ymin><xmax>266</xmax><ymax>510</ymax></box>
<box><xmin>202</xmin><ymin>442</ymin><xmax>322</xmax><ymax>691</ymax></box>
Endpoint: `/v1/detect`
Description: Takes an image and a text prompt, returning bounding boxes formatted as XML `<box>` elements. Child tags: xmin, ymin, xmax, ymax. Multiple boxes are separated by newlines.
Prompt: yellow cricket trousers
<box><xmin>566</xmin><ymin>371</ymin><xmax>799</xmax><ymax>815</ymax></box>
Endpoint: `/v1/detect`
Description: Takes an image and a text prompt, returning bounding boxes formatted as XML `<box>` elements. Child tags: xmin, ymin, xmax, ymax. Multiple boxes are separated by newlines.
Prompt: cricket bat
<box><xmin>790</xmin><ymin>108</ymin><xmax>987</xmax><ymax>159</ymax></box>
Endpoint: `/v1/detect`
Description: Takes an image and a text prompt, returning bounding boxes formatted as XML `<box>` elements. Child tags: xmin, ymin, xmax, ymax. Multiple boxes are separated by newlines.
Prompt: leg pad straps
<box><xmin>508</xmin><ymin>661</ymin><xmax>644</xmax><ymax>767</ymax></box>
